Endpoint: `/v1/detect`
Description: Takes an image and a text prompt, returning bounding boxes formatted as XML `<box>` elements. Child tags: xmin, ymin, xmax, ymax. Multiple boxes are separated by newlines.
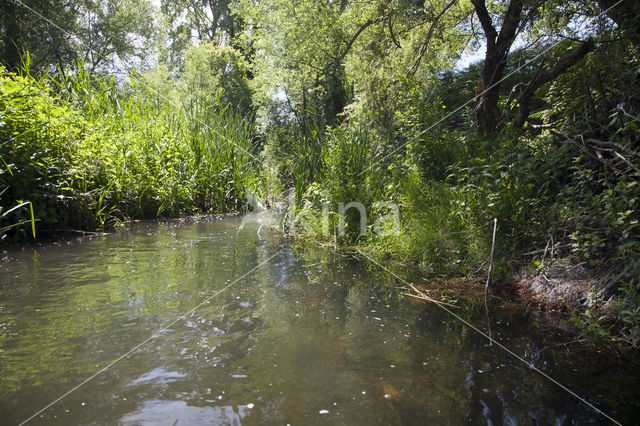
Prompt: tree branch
<box><xmin>335</xmin><ymin>18</ymin><xmax>382</xmax><ymax>64</ymax></box>
<box><xmin>470</xmin><ymin>0</ymin><xmax>497</xmax><ymax>47</ymax></box>
<box><xmin>411</xmin><ymin>0</ymin><xmax>458</xmax><ymax>73</ymax></box>
<box><xmin>515</xmin><ymin>40</ymin><xmax>595</xmax><ymax>127</ymax></box>
<box><xmin>388</xmin><ymin>13</ymin><xmax>401</xmax><ymax>49</ymax></box>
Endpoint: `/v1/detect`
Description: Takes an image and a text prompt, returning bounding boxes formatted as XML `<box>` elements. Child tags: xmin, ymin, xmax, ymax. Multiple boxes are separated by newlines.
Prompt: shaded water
<box><xmin>0</xmin><ymin>217</ymin><xmax>638</xmax><ymax>425</ymax></box>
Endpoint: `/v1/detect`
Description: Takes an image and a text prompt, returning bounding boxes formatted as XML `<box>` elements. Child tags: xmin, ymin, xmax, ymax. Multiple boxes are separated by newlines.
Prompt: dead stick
<box><xmin>485</xmin><ymin>218</ymin><xmax>498</xmax><ymax>345</ymax></box>
<box><xmin>403</xmin><ymin>292</ymin><xmax>460</xmax><ymax>308</ymax></box>
<box><xmin>50</xmin><ymin>229</ymin><xmax>109</xmax><ymax>236</ymax></box>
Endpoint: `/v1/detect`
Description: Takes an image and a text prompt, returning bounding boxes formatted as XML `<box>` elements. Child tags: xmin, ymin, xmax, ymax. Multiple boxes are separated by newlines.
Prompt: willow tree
<box><xmin>160</xmin><ymin>0</ymin><xmax>246</xmax><ymax>68</ymax></box>
<box><xmin>231</xmin><ymin>0</ymin><xmax>362</xmax><ymax>130</ymax></box>
<box><xmin>180</xmin><ymin>43</ymin><xmax>254</xmax><ymax>117</ymax></box>
<box><xmin>231</xmin><ymin>0</ymin><xmax>472</xmax><ymax>133</ymax></box>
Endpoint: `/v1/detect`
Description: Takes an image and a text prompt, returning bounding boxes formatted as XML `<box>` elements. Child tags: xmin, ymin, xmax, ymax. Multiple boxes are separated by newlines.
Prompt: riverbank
<box><xmin>0</xmin><ymin>65</ymin><xmax>262</xmax><ymax>243</ymax></box>
<box><xmin>3</xmin><ymin>61</ymin><xmax>639</xmax><ymax>349</ymax></box>
<box><xmin>347</xmin><ymin>239</ymin><xmax>638</xmax><ymax>349</ymax></box>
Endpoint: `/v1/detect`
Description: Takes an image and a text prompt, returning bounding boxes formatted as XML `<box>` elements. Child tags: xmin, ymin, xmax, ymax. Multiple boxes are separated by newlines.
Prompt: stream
<box><xmin>0</xmin><ymin>216</ymin><xmax>638</xmax><ymax>424</ymax></box>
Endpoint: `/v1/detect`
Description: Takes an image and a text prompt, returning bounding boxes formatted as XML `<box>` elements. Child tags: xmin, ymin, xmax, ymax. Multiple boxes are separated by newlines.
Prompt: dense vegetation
<box><xmin>0</xmin><ymin>57</ymin><xmax>263</xmax><ymax>234</ymax></box>
<box><xmin>1</xmin><ymin>0</ymin><xmax>640</xmax><ymax>345</ymax></box>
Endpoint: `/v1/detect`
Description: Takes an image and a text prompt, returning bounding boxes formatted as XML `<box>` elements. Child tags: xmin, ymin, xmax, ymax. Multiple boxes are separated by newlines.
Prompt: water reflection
<box><xmin>120</xmin><ymin>400</ymin><xmax>252</xmax><ymax>425</ymax></box>
<box><xmin>0</xmin><ymin>217</ymin><xmax>637</xmax><ymax>425</ymax></box>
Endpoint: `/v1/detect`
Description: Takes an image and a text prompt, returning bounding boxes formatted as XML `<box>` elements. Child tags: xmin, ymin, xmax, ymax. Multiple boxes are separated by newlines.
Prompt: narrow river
<box><xmin>0</xmin><ymin>217</ymin><xmax>638</xmax><ymax>424</ymax></box>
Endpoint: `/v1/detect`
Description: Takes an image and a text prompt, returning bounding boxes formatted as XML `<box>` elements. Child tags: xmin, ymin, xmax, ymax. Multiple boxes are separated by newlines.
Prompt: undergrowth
<box><xmin>0</xmin><ymin>62</ymin><xmax>265</xmax><ymax>241</ymax></box>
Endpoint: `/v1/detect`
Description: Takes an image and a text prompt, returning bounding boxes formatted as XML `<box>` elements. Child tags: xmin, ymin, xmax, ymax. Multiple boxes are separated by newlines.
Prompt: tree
<box><xmin>0</xmin><ymin>0</ymin><xmax>156</xmax><ymax>72</ymax></box>
<box><xmin>0</xmin><ymin>0</ymin><xmax>78</xmax><ymax>70</ymax></box>
<box><xmin>180</xmin><ymin>43</ymin><xmax>254</xmax><ymax>116</ymax></box>
<box><xmin>160</xmin><ymin>0</ymin><xmax>244</xmax><ymax>68</ymax></box>
<box><xmin>597</xmin><ymin>0</ymin><xmax>640</xmax><ymax>46</ymax></box>
<box><xmin>77</xmin><ymin>0</ymin><xmax>157</xmax><ymax>72</ymax></box>
<box><xmin>469</xmin><ymin>0</ymin><xmax>609</xmax><ymax>134</ymax></box>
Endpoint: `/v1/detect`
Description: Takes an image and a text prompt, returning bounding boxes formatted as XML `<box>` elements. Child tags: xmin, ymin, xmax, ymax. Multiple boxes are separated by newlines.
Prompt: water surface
<box><xmin>0</xmin><ymin>217</ymin><xmax>638</xmax><ymax>424</ymax></box>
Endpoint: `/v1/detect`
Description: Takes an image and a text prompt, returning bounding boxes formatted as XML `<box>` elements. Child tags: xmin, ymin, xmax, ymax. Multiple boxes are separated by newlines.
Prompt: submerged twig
<box><xmin>534</xmin><ymin>339</ymin><xmax>587</xmax><ymax>356</ymax></box>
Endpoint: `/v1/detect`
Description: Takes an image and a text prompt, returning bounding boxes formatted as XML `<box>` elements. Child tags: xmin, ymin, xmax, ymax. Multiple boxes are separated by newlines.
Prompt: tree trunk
<box><xmin>471</xmin><ymin>0</ymin><xmax>523</xmax><ymax>135</ymax></box>
<box><xmin>1</xmin><ymin>0</ymin><xmax>22</xmax><ymax>70</ymax></box>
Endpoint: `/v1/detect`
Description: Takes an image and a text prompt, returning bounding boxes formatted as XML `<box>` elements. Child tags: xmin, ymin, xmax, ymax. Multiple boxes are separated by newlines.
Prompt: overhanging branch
<box><xmin>334</xmin><ymin>17</ymin><xmax>383</xmax><ymax>64</ymax></box>
<box><xmin>411</xmin><ymin>0</ymin><xmax>458</xmax><ymax>73</ymax></box>
<box><xmin>514</xmin><ymin>40</ymin><xmax>595</xmax><ymax>127</ymax></box>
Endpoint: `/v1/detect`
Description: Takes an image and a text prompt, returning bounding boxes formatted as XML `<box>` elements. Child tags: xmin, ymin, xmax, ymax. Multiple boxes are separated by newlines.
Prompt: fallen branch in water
<box><xmin>50</xmin><ymin>229</ymin><xmax>110</xmax><ymax>236</ymax></box>
<box><xmin>405</xmin><ymin>283</ymin><xmax>460</xmax><ymax>308</ymax></box>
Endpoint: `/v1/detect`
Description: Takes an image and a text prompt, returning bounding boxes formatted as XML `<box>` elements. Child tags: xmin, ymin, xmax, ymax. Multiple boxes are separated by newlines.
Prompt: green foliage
<box><xmin>0</xmin><ymin>61</ymin><xmax>263</xmax><ymax>241</ymax></box>
<box><xmin>571</xmin><ymin>288</ymin><xmax>614</xmax><ymax>345</ymax></box>
<box><xmin>571</xmin><ymin>310</ymin><xmax>613</xmax><ymax>345</ymax></box>
<box><xmin>181</xmin><ymin>43</ymin><xmax>254</xmax><ymax>117</ymax></box>
<box><xmin>0</xmin><ymin>201</ymin><xmax>36</xmax><ymax>239</ymax></box>
<box><xmin>1</xmin><ymin>0</ymin><xmax>76</xmax><ymax>70</ymax></box>
<box><xmin>160</xmin><ymin>0</ymin><xmax>240</xmax><ymax>68</ymax></box>
<box><xmin>368</xmin><ymin>175</ymin><xmax>486</xmax><ymax>275</ymax></box>
<box><xmin>616</xmin><ymin>279</ymin><xmax>640</xmax><ymax>348</ymax></box>
<box><xmin>0</xmin><ymin>0</ymin><xmax>156</xmax><ymax>72</ymax></box>
<box><xmin>400</xmin><ymin>93</ymin><xmax>470</xmax><ymax>182</ymax></box>
<box><xmin>322</xmin><ymin>125</ymin><xmax>375</xmax><ymax>239</ymax></box>
<box><xmin>0</xmin><ymin>66</ymin><xmax>89</xmax><ymax>237</ymax></box>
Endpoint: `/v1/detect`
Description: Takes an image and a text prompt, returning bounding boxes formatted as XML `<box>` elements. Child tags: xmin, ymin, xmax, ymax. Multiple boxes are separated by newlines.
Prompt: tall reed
<box><xmin>0</xmin><ymin>61</ymin><xmax>264</xmax><ymax>241</ymax></box>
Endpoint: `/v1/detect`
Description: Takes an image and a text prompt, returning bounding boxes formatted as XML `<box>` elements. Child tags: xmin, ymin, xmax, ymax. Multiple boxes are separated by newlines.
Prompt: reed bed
<box><xmin>0</xmin><ymin>62</ymin><xmax>264</xmax><ymax>240</ymax></box>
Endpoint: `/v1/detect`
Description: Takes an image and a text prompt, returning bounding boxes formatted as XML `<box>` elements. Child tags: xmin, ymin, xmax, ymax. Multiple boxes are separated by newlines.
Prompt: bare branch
<box><xmin>388</xmin><ymin>13</ymin><xmax>401</xmax><ymax>49</ymax></box>
<box><xmin>552</xmin><ymin>131</ymin><xmax>640</xmax><ymax>175</ymax></box>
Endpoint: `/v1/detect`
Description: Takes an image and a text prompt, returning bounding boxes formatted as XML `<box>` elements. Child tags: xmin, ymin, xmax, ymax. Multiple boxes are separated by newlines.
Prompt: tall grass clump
<box><xmin>0</xmin><ymin>61</ymin><xmax>264</xmax><ymax>242</ymax></box>
<box><xmin>1</xmin><ymin>64</ymin><xmax>90</xmax><ymax>239</ymax></box>
<box><xmin>289</xmin><ymin>124</ymin><xmax>384</xmax><ymax>240</ymax></box>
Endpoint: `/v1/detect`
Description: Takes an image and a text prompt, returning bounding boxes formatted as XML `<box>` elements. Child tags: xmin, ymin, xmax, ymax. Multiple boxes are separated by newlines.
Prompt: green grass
<box><xmin>0</xmin><ymin>62</ymin><xmax>265</xmax><ymax>241</ymax></box>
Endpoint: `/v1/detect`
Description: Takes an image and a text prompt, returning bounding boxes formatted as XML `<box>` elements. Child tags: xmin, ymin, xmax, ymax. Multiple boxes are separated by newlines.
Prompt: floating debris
<box><xmin>381</xmin><ymin>382</ymin><xmax>400</xmax><ymax>400</ymax></box>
